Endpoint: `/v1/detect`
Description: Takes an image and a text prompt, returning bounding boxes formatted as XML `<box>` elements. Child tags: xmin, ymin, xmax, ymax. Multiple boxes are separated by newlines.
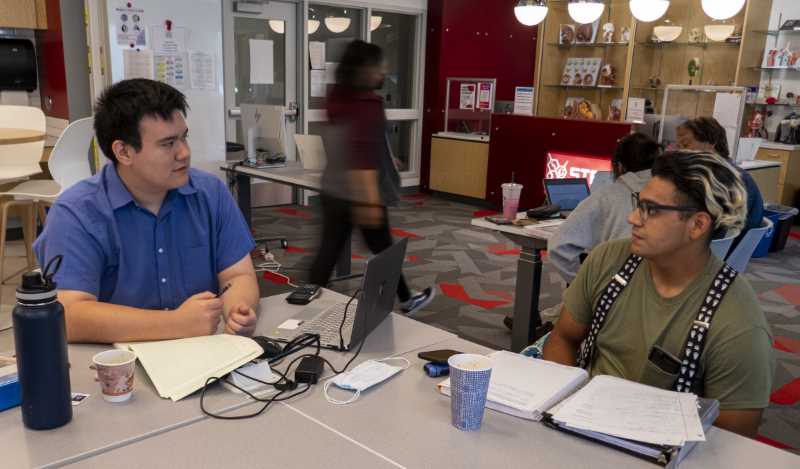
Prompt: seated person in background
<box><xmin>677</xmin><ymin>117</ymin><xmax>764</xmax><ymax>235</ymax></box>
<box><xmin>34</xmin><ymin>79</ymin><xmax>259</xmax><ymax>344</ymax></box>
<box><xmin>543</xmin><ymin>151</ymin><xmax>774</xmax><ymax>438</ymax></box>
<box><xmin>549</xmin><ymin>133</ymin><xmax>660</xmax><ymax>284</ymax></box>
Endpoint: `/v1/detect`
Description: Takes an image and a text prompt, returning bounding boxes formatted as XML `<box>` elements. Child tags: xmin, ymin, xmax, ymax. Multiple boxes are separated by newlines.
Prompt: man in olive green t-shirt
<box><xmin>544</xmin><ymin>151</ymin><xmax>774</xmax><ymax>438</ymax></box>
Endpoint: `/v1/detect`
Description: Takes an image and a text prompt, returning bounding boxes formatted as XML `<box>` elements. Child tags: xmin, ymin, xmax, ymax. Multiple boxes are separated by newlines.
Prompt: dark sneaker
<box><xmin>400</xmin><ymin>287</ymin><xmax>435</xmax><ymax>316</ymax></box>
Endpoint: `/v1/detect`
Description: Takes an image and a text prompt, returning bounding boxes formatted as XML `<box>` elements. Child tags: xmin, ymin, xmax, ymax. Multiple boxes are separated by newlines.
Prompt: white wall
<box><xmin>761</xmin><ymin>0</ymin><xmax>800</xmax><ymax>134</ymax></box>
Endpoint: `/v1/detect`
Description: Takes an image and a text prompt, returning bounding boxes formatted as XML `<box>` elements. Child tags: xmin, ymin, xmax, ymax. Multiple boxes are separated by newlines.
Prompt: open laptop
<box><xmin>544</xmin><ymin>178</ymin><xmax>591</xmax><ymax>218</ymax></box>
<box><xmin>270</xmin><ymin>238</ymin><xmax>408</xmax><ymax>351</ymax></box>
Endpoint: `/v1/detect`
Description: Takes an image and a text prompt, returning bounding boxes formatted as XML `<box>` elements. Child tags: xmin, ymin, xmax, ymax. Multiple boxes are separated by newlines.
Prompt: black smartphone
<box><xmin>286</xmin><ymin>284</ymin><xmax>321</xmax><ymax>305</ymax></box>
<box><xmin>418</xmin><ymin>349</ymin><xmax>462</xmax><ymax>365</ymax></box>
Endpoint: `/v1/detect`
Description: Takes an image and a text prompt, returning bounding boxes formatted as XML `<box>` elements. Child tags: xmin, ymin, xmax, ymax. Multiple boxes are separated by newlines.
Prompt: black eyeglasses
<box><xmin>631</xmin><ymin>192</ymin><xmax>699</xmax><ymax>223</ymax></box>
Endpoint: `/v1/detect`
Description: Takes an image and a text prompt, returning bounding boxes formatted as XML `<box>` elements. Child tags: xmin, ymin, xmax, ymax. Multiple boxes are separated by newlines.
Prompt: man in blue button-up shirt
<box><xmin>34</xmin><ymin>79</ymin><xmax>259</xmax><ymax>343</ymax></box>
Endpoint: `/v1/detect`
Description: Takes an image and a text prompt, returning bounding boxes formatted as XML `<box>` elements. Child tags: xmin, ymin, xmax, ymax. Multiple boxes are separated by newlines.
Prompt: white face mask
<box><xmin>324</xmin><ymin>357</ymin><xmax>410</xmax><ymax>405</ymax></box>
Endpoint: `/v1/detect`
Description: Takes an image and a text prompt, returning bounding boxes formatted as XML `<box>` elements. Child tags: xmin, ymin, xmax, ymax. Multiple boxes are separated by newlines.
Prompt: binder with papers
<box><xmin>436</xmin><ymin>352</ymin><xmax>718</xmax><ymax>467</ymax></box>
<box><xmin>116</xmin><ymin>334</ymin><xmax>263</xmax><ymax>401</ymax></box>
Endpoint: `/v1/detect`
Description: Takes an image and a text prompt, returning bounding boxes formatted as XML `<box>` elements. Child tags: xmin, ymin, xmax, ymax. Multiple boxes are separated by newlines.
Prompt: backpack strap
<box><xmin>578</xmin><ymin>254</ymin><xmax>643</xmax><ymax>369</ymax></box>
<box><xmin>673</xmin><ymin>264</ymin><xmax>738</xmax><ymax>393</ymax></box>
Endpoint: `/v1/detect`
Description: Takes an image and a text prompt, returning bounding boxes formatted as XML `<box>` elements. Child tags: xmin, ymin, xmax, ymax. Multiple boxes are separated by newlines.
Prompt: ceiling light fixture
<box><xmin>268</xmin><ymin>20</ymin><xmax>285</xmax><ymax>34</ymax></box>
<box><xmin>514</xmin><ymin>0</ymin><xmax>549</xmax><ymax>27</ymax></box>
<box><xmin>701</xmin><ymin>0</ymin><xmax>745</xmax><ymax>21</ymax></box>
<box><xmin>568</xmin><ymin>0</ymin><xmax>605</xmax><ymax>25</ymax></box>
<box><xmin>325</xmin><ymin>16</ymin><xmax>351</xmax><ymax>34</ymax></box>
<box><xmin>308</xmin><ymin>19</ymin><xmax>320</xmax><ymax>35</ymax></box>
<box><xmin>629</xmin><ymin>0</ymin><xmax>669</xmax><ymax>23</ymax></box>
<box><xmin>370</xmin><ymin>16</ymin><xmax>383</xmax><ymax>31</ymax></box>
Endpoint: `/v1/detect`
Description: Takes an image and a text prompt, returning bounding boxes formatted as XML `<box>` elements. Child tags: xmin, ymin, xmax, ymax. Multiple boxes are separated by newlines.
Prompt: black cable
<box><xmin>339</xmin><ymin>289</ymin><xmax>362</xmax><ymax>352</ymax></box>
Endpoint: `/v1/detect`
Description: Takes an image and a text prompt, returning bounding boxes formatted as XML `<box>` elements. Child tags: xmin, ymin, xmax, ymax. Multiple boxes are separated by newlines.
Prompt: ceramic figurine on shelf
<box><xmin>746</xmin><ymin>108</ymin><xmax>769</xmax><ymax>139</ymax></box>
<box><xmin>599</xmin><ymin>64</ymin><xmax>616</xmax><ymax>86</ymax></box>
<box><xmin>620</xmin><ymin>27</ymin><xmax>631</xmax><ymax>44</ymax></box>
<box><xmin>648</xmin><ymin>75</ymin><xmax>661</xmax><ymax>89</ymax></box>
<box><xmin>688</xmin><ymin>28</ymin><xmax>702</xmax><ymax>43</ymax></box>
<box><xmin>560</xmin><ymin>24</ymin><xmax>576</xmax><ymax>45</ymax></box>
<box><xmin>767</xmin><ymin>49</ymin><xmax>778</xmax><ymax>68</ymax></box>
<box><xmin>688</xmin><ymin>58</ymin><xmax>701</xmax><ymax>85</ymax></box>
<box><xmin>602</xmin><ymin>23</ymin><xmax>615</xmax><ymax>43</ymax></box>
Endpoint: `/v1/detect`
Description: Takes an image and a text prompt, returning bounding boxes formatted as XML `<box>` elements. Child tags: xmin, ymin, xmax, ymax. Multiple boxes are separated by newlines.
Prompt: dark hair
<box><xmin>93</xmin><ymin>79</ymin><xmax>188</xmax><ymax>163</ymax></box>
<box><xmin>678</xmin><ymin>117</ymin><xmax>730</xmax><ymax>159</ymax></box>
<box><xmin>612</xmin><ymin>132</ymin><xmax>660</xmax><ymax>178</ymax></box>
<box><xmin>335</xmin><ymin>40</ymin><xmax>384</xmax><ymax>88</ymax></box>
<box><xmin>652</xmin><ymin>151</ymin><xmax>747</xmax><ymax>238</ymax></box>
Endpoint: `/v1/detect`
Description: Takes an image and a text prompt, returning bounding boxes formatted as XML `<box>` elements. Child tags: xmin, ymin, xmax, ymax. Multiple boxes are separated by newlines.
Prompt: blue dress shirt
<box><xmin>34</xmin><ymin>164</ymin><xmax>255</xmax><ymax>310</ymax></box>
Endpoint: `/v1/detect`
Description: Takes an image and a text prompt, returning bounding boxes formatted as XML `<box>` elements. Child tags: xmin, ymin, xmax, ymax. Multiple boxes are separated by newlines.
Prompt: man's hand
<box><xmin>224</xmin><ymin>303</ymin><xmax>258</xmax><ymax>336</ymax></box>
<box><xmin>175</xmin><ymin>292</ymin><xmax>224</xmax><ymax>337</ymax></box>
<box><xmin>354</xmin><ymin>205</ymin><xmax>384</xmax><ymax>228</ymax></box>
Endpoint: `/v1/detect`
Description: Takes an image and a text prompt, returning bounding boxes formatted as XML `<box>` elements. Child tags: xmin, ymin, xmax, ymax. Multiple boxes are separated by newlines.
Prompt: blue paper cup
<box><xmin>448</xmin><ymin>354</ymin><xmax>492</xmax><ymax>431</ymax></box>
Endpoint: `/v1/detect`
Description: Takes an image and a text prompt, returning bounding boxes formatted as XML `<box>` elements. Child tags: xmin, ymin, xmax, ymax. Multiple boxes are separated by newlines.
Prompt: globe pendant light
<box><xmin>568</xmin><ymin>0</ymin><xmax>605</xmax><ymax>25</ymax></box>
<box><xmin>629</xmin><ymin>0</ymin><xmax>669</xmax><ymax>23</ymax></box>
<box><xmin>308</xmin><ymin>19</ymin><xmax>320</xmax><ymax>35</ymax></box>
<box><xmin>325</xmin><ymin>16</ymin><xmax>351</xmax><ymax>34</ymax></box>
<box><xmin>653</xmin><ymin>18</ymin><xmax>682</xmax><ymax>42</ymax></box>
<box><xmin>268</xmin><ymin>20</ymin><xmax>285</xmax><ymax>34</ymax></box>
<box><xmin>370</xmin><ymin>16</ymin><xmax>383</xmax><ymax>32</ymax></box>
<box><xmin>701</xmin><ymin>0</ymin><xmax>745</xmax><ymax>21</ymax></box>
<box><xmin>514</xmin><ymin>0</ymin><xmax>549</xmax><ymax>27</ymax></box>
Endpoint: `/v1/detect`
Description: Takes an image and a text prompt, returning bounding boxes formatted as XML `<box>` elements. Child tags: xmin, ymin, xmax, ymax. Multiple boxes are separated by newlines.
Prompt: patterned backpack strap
<box><xmin>577</xmin><ymin>254</ymin><xmax>643</xmax><ymax>369</ymax></box>
<box><xmin>673</xmin><ymin>264</ymin><xmax>738</xmax><ymax>393</ymax></box>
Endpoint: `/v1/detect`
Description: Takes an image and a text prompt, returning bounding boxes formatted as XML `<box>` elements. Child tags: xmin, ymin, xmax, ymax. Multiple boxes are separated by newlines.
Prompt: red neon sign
<box><xmin>546</xmin><ymin>152</ymin><xmax>612</xmax><ymax>185</ymax></box>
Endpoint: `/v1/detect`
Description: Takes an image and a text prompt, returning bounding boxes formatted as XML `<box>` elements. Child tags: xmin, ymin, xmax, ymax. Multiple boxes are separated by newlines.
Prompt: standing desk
<box><xmin>221</xmin><ymin>162</ymin><xmax>352</xmax><ymax>278</ymax></box>
<box><xmin>470</xmin><ymin>217</ymin><xmax>563</xmax><ymax>352</ymax></box>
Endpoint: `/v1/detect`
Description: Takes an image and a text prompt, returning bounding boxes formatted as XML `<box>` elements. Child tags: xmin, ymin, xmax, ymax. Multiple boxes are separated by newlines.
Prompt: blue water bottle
<box><xmin>13</xmin><ymin>256</ymin><xmax>72</xmax><ymax>430</ymax></box>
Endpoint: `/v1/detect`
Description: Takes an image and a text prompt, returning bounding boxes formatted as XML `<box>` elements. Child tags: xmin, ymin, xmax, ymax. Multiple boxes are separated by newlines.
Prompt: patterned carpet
<box><xmin>250</xmin><ymin>193</ymin><xmax>800</xmax><ymax>454</ymax></box>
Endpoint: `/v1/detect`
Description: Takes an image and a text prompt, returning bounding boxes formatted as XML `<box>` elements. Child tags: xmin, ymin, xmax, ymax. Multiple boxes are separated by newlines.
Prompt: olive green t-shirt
<box><xmin>563</xmin><ymin>239</ymin><xmax>774</xmax><ymax>410</ymax></box>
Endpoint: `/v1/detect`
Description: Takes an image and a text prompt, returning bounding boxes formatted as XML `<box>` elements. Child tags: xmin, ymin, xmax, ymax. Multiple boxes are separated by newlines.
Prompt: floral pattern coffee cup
<box><xmin>91</xmin><ymin>349</ymin><xmax>137</xmax><ymax>403</ymax></box>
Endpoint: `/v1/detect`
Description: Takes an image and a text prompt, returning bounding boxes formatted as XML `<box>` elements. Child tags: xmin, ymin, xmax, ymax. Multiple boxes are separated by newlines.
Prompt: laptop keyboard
<box><xmin>297</xmin><ymin>300</ymin><xmax>358</xmax><ymax>345</ymax></box>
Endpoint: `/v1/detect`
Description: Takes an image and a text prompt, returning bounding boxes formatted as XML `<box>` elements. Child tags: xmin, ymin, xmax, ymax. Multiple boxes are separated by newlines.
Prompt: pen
<box><xmin>218</xmin><ymin>283</ymin><xmax>232</xmax><ymax>297</ymax></box>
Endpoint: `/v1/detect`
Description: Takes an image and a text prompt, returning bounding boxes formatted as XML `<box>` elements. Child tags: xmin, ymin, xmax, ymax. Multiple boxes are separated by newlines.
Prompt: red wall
<box><xmin>36</xmin><ymin>0</ymin><xmax>69</xmax><ymax>120</ymax></box>
<box><xmin>421</xmin><ymin>0</ymin><xmax>539</xmax><ymax>190</ymax></box>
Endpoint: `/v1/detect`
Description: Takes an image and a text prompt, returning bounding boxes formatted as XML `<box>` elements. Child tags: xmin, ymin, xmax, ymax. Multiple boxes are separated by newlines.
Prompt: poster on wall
<box><xmin>150</xmin><ymin>26</ymin><xmax>187</xmax><ymax>55</ymax></box>
<box><xmin>122</xmin><ymin>49</ymin><xmax>154</xmax><ymax>80</ymax></box>
<box><xmin>460</xmin><ymin>83</ymin><xmax>476</xmax><ymax>110</ymax></box>
<box><xmin>189</xmin><ymin>51</ymin><xmax>216</xmax><ymax>90</ymax></box>
<box><xmin>477</xmin><ymin>82</ymin><xmax>493</xmax><ymax>110</ymax></box>
<box><xmin>155</xmin><ymin>53</ymin><xmax>187</xmax><ymax>88</ymax></box>
<box><xmin>513</xmin><ymin>87</ymin><xmax>534</xmax><ymax>116</ymax></box>
<box><xmin>626</xmin><ymin>97</ymin><xmax>646</xmax><ymax>124</ymax></box>
<box><xmin>114</xmin><ymin>2</ymin><xmax>146</xmax><ymax>47</ymax></box>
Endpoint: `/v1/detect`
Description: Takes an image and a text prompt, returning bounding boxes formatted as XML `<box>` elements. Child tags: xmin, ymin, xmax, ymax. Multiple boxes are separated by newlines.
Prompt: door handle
<box><xmin>228</xmin><ymin>108</ymin><xmax>241</xmax><ymax>118</ymax></box>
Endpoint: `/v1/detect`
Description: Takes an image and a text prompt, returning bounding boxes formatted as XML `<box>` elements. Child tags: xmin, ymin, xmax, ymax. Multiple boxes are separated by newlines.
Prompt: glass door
<box><xmin>223</xmin><ymin>0</ymin><xmax>298</xmax><ymax>162</ymax></box>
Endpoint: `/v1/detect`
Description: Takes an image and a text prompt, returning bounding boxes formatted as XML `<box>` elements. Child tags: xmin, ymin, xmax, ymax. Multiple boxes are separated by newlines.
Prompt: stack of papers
<box><xmin>116</xmin><ymin>334</ymin><xmax>263</xmax><ymax>401</ymax></box>
<box><xmin>438</xmin><ymin>350</ymin><xmax>589</xmax><ymax>421</ymax></box>
<box><xmin>550</xmin><ymin>375</ymin><xmax>706</xmax><ymax>447</ymax></box>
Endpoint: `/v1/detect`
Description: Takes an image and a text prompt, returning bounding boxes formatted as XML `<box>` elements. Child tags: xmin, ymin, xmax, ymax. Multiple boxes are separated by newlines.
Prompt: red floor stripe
<box><xmin>775</xmin><ymin>285</ymin><xmax>800</xmax><ymax>306</ymax></box>
<box><xmin>439</xmin><ymin>283</ymin><xmax>511</xmax><ymax>310</ymax></box>
<box><xmin>488</xmin><ymin>244</ymin><xmax>521</xmax><ymax>256</ymax></box>
<box><xmin>276</xmin><ymin>208</ymin><xmax>312</xmax><ymax>219</ymax></box>
<box><xmin>485</xmin><ymin>290</ymin><xmax>514</xmax><ymax>301</ymax></box>
<box><xmin>407</xmin><ymin>255</ymin><xmax>420</xmax><ymax>263</ymax></box>
<box><xmin>351</xmin><ymin>254</ymin><xmax>367</xmax><ymax>260</ymax></box>
<box><xmin>285</xmin><ymin>246</ymin><xmax>308</xmax><ymax>254</ymax></box>
<box><xmin>263</xmin><ymin>271</ymin><xmax>291</xmax><ymax>284</ymax></box>
<box><xmin>770</xmin><ymin>378</ymin><xmax>800</xmax><ymax>405</ymax></box>
<box><xmin>774</xmin><ymin>336</ymin><xmax>800</xmax><ymax>355</ymax></box>
<box><xmin>756</xmin><ymin>435</ymin><xmax>794</xmax><ymax>450</ymax></box>
<box><xmin>391</xmin><ymin>228</ymin><xmax>421</xmax><ymax>239</ymax></box>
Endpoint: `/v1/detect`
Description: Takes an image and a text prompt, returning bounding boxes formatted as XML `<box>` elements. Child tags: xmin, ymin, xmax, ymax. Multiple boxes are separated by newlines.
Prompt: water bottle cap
<box><xmin>16</xmin><ymin>256</ymin><xmax>61</xmax><ymax>304</ymax></box>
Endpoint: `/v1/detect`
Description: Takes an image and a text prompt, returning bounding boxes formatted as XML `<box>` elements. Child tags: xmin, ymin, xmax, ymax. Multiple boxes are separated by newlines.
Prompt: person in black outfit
<box><xmin>309</xmin><ymin>41</ymin><xmax>434</xmax><ymax>315</ymax></box>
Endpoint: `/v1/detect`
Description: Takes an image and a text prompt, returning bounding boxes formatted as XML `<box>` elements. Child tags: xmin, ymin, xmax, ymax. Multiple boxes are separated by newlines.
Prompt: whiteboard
<box><xmin>104</xmin><ymin>0</ymin><xmax>225</xmax><ymax>166</ymax></box>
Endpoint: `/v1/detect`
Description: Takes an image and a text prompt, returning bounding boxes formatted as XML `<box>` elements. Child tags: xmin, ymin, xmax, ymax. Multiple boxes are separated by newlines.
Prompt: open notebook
<box><xmin>437</xmin><ymin>351</ymin><xmax>714</xmax><ymax>467</ymax></box>
<box><xmin>116</xmin><ymin>335</ymin><xmax>263</xmax><ymax>401</ymax></box>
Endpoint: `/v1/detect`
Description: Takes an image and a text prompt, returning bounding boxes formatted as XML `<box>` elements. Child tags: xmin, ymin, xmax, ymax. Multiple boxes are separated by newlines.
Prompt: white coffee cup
<box><xmin>90</xmin><ymin>350</ymin><xmax>137</xmax><ymax>403</ymax></box>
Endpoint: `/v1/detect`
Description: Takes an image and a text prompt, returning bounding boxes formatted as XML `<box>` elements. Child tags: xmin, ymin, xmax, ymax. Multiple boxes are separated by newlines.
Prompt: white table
<box><xmin>220</xmin><ymin>162</ymin><xmax>353</xmax><ymax>277</ymax></box>
<box><xmin>0</xmin><ymin>291</ymin><xmax>454</xmax><ymax>468</ymax></box>
<box><xmin>470</xmin><ymin>216</ymin><xmax>564</xmax><ymax>351</ymax></box>
<box><xmin>75</xmin><ymin>336</ymin><xmax>800</xmax><ymax>469</ymax></box>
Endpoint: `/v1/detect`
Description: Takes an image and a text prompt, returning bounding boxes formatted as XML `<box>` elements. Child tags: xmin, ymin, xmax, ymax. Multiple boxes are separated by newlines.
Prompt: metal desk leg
<box><xmin>511</xmin><ymin>246</ymin><xmax>543</xmax><ymax>352</ymax></box>
<box><xmin>236</xmin><ymin>173</ymin><xmax>252</xmax><ymax>228</ymax></box>
<box><xmin>336</xmin><ymin>232</ymin><xmax>352</xmax><ymax>277</ymax></box>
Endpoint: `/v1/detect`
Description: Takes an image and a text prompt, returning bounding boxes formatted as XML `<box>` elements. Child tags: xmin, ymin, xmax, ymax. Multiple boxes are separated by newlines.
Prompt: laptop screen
<box><xmin>545</xmin><ymin>179</ymin><xmax>590</xmax><ymax>211</ymax></box>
